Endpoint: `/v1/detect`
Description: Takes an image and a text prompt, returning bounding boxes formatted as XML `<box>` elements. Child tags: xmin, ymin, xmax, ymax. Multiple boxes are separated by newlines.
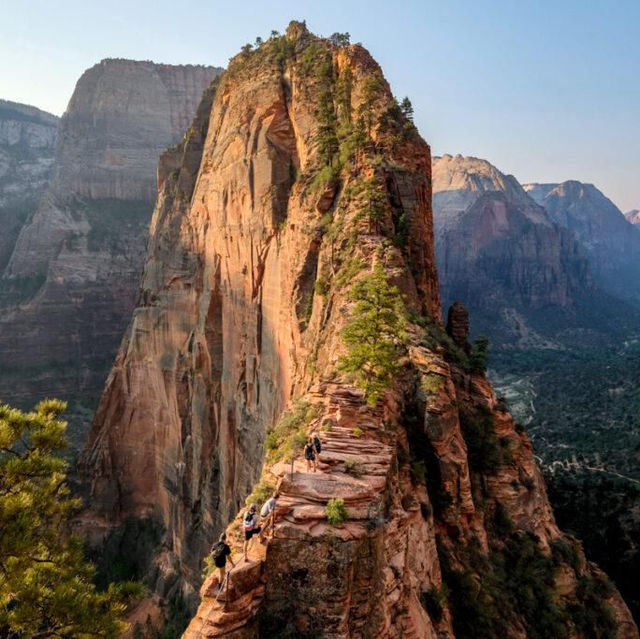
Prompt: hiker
<box><xmin>242</xmin><ymin>503</ymin><xmax>262</xmax><ymax>561</ymax></box>
<box><xmin>259</xmin><ymin>492</ymin><xmax>278</xmax><ymax>541</ymax></box>
<box><xmin>210</xmin><ymin>532</ymin><xmax>235</xmax><ymax>591</ymax></box>
<box><xmin>312</xmin><ymin>431</ymin><xmax>322</xmax><ymax>462</ymax></box>
<box><xmin>304</xmin><ymin>436</ymin><xmax>317</xmax><ymax>473</ymax></box>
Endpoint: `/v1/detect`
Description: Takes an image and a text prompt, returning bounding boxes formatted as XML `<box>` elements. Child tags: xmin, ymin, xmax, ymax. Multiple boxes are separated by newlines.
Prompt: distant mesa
<box><xmin>0</xmin><ymin>59</ymin><xmax>222</xmax><ymax>449</ymax></box>
<box><xmin>524</xmin><ymin>180</ymin><xmax>640</xmax><ymax>305</ymax></box>
<box><xmin>432</xmin><ymin>153</ymin><xmax>606</xmax><ymax>348</ymax></box>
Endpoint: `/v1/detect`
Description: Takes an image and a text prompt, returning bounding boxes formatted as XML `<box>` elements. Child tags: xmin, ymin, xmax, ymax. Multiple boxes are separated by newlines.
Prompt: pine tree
<box><xmin>338</xmin><ymin>264</ymin><xmax>406</xmax><ymax>404</ymax></box>
<box><xmin>0</xmin><ymin>399</ymin><xmax>140</xmax><ymax>637</ymax></box>
<box><xmin>400</xmin><ymin>96</ymin><xmax>414</xmax><ymax>122</ymax></box>
<box><xmin>363</xmin><ymin>177</ymin><xmax>387</xmax><ymax>233</ymax></box>
<box><xmin>330</xmin><ymin>32</ymin><xmax>351</xmax><ymax>47</ymax></box>
<box><xmin>469</xmin><ymin>335</ymin><xmax>489</xmax><ymax>373</ymax></box>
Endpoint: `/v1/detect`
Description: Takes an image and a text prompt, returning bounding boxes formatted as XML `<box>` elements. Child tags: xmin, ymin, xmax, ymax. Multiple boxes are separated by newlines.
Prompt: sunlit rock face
<box><xmin>0</xmin><ymin>60</ymin><xmax>221</xmax><ymax>446</ymax></box>
<box><xmin>78</xmin><ymin>24</ymin><xmax>637</xmax><ymax>639</ymax></box>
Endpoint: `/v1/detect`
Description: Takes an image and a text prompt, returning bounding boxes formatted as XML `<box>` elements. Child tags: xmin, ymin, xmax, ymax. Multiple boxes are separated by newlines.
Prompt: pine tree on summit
<box><xmin>400</xmin><ymin>96</ymin><xmax>414</xmax><ymax>122</ymax></box>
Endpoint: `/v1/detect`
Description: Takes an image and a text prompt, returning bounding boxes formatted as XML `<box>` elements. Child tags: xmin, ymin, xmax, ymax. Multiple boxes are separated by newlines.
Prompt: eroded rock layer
<box><xmin>0</xmin><ymin>60</ymin><xmax>221</xmax><ymax>446</ymax></box>
<box><xmin>80</xmin><ymin>24</ymin><xmax>637</xmax><ymax>638</ymax></box>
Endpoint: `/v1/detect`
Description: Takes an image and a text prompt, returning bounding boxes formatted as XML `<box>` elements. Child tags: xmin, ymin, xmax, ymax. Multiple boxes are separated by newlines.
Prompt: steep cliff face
<box><xmin>432</xmin><ymin>155</ymin><xmax>604</xmax><ymax>347</ymax></box>
<box><xmin>80</xmin><ymin>24</ymin><xmax>637</xmax><ymax>638</ymax></box>
<box><xmin>524</xmin><ymin>181</ymin><xmax>640</xmax><ymax>305</ymax></box>
<box><xmin>0</xmin><ymin>61</ymin><xmax>221</xmax><ymax>445</ymax></box>
<box><xmin>0</xmin><ymin>100</ymin><xmax>58</xmax><ymax>274</ymax></box>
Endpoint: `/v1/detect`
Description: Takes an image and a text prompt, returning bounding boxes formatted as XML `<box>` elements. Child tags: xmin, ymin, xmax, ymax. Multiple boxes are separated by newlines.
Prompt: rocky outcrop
<box><xmin>625</xmin><ymin>209</ymin><xmax>640</xmax><ymax>225</ymax></box>
<box><xmin>432</xmin><ymin>155</ymin><xmax>625</xmax><ymax>347</ymax></box>
<box><xmin>80</xmin><ymin>24</ymin><xmax>637</xmax><ymax>637</ymax></box>
<box><xmin>0</xmin><ymin>61</ymin><xmax>221</xmax><ymax>446</ymax></box>
<box><xmin>445</xmin><ymin>301</ymin><xmax>470</xmax><ymax>352</ymax></box>
<box><xmin>524</xmin><ymin>181</ymin><xmax>640</xmax><ymax>305</ymax></box>
<box><xmin>0</xmin><ymin>100</ymin><xmax>58</xmax><ymax>274</ymax></box>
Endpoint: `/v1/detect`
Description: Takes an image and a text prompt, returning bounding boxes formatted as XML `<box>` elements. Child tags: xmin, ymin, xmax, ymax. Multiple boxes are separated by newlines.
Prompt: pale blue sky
<box><xmin>1</xmin><ymin>0</ymin><xmax>638</xmax><ymax>210</ymax></box>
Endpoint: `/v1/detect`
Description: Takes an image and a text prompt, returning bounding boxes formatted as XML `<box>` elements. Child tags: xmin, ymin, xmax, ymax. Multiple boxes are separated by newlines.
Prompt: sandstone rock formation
<box><xmin>0</xmin><ymin>60</ymin><xmax>221</xmax><ymax>446</ymax></box>
<box><xmin>524</xmin><ymin>181</ymin><xmax>640</xmax><ymax>305</ymax></box>
<box><xmin>445</xmin><ymin>300</ymin><xmax>470</xmax><ymax>352</ymax></box>
<box><xmin>0</xmin><ymin>99</ymin><xmax>57</xmax><ymax>275</ymax></box>
<box><xmin>80</xmin><ymin>24</ymin><xmax>638</xmax><ymax>638</ymax></box>
<box><xmin>432</xmin><ymin>155</ymin><xmax>627</xmax><ymax>347</ymax></box>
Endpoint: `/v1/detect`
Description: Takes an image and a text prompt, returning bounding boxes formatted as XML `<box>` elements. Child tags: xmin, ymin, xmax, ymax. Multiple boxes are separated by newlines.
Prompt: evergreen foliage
<box><xmin>329</xmin><ymin>32</ymin><xmax>351</xmax><ymax>47</ymax></box>
<box><xmin>469</xmin><ymin>335</ymin><xmax>489</xmax><ymax>373</ymax></box>
<box><xmin>338</xmin><ymin>264</ymin><xmax>406</xmax><ymax>404</ymax></box>
<box><xmin>399</xmin><ymin>96</ymin><xmax>414</xmax><ymax>122</ymax></box>
<box><xmin>0</xmin><ymin>400</ymin><xmax>140</xmax><ymax>638</ymax></box>
<box><xmin>325</xmin><ymin>498</ymin><xmax>348</xmax><ymax>525</ymax></box>
<box><xmin>265</xmin><ymin>402</ymin><xmax>321</xmax><ymax>464</ymax></box>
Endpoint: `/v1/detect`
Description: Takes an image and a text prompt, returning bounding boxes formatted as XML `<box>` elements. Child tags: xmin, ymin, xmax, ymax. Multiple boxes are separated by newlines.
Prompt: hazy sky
<box><xmin>2</xmin><ymin>0</ymin><xmax>638</xmax><ymax>210</ymax></box>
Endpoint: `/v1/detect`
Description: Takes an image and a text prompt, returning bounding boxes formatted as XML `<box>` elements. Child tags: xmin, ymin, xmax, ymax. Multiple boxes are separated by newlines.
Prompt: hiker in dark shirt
<box><xmin>304</xmin><ymin>436</ymin><xmax>317</xmax><ymax>473</ymax></box>
<box><xmin>210</xmin><ymin>532</ymin><xmax>235</xmax><ymax>591</ymax></box>
<box><xmin>243</xmin><ymin>504</ymin><xmax>262</xmax><ymax>561</ymax></box>
<box><xmin>312</xmin><ymin>431</ymin><xmax>322</xmax><ymax>462</ymax></box>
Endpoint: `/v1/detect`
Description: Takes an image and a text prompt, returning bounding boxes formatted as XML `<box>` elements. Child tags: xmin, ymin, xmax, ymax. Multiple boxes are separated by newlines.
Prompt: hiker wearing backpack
<box><xmin>312</xmin><ymin>431</ymin><xmax>322</xmax><ymax>462</ymax></box>
<box><xmin>211</xmin><ymin>532</ymin><xmax>235</xmax><ymax>591</ymax></box>
<box><xmin>242</xmin><ymin>503</ymin><xmax>262</xmax><ymax>561</ymax></box>
<box><xmin>304</xmin><ymin>436</ymin><xmax>316</xmax><ymax>473</ymax></box>
<box><xmin>259</xmin><ymin>491</ymin><xmax>278</xmax><ymax>541</ymax></box>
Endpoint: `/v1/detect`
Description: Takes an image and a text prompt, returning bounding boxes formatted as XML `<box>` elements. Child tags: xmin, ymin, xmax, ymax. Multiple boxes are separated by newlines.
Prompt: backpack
<box><xmin>243</xmin><ymin>511</ymin><xmax>255</xmax><ymax>530</ymax></box>
<box><xmin>212</xmin><ymin>542</ymin><xmax>226</xmax><ymax>561</ymax></box>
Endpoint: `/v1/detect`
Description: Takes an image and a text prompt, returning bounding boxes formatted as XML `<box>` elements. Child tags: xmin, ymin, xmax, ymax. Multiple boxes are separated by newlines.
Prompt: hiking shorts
<box><xmin>244</xmin><ymin>526</ymin><xmax>262</xmax><ymax>541</ymax></box>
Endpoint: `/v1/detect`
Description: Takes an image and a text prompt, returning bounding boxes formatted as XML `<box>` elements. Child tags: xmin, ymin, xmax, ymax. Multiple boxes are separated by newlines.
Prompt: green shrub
<box><xmin>245</xmin><ymin>479</ymin><xmax>275</xmax><ymax>508</ymax></box>
<box><xmin>326</xmin><ymin>498</ymin><xmax>348</xmax><ymax>525</ymax></box>
<box><xmin>314</xmin><ymin>276</ymin><xmax>330</xmax><ymax>296</ymax></box>
<box><xmin>344</xmin><ymin>460</ymin><xmax>363</xmax><ymax>477</ymax></box>
<box><xmin>320</xmin><ymin>419</ymin><xmax>333</xmax><ymax>432</ymax></box>
<box><xmin>266</xmin><ymin>401</ymin><xmax>321</xmax><ymax>464</ymax></box>
<box><xmin>469</xmin><ymin>335</ymin><xmax>489</xmax><ymax>373</ymax></box>
<box><xmin>202</xmin><ymin>554</ymin><xmax>216</xmax><ymax>579</ymax></box>
<box><xmin>551</xmin><ymin>538</ymin><xmax>580</xmax><ymax>572</ymax></box>
<box><xmin>352</xmin><ymin>426</ymin><xmax>364</xmax><ymax>438</ymax></box>
<box><xmin>334</xmin><ymin>256</ymin><xmax>365</xmax><ymax>288</ymax></box>
<box><xmin>265</xmin><ymin>432</ymin><xmax>278</xmax><ymax>450</ymax></box>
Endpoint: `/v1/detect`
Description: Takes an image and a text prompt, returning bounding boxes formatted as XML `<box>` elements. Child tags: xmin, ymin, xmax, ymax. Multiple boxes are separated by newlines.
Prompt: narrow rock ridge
<box><xmin>80</xmin><ymin>24</ymin><xmax>637</xmax><ymax>637</ymax></box>
<box><xmin>0</xmin><ymin>61</ymin><xmax>221</xmax><ymax>446</ymax></box>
